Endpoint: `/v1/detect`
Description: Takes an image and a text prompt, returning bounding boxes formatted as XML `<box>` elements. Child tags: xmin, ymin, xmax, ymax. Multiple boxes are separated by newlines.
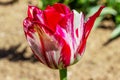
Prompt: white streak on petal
<box><xmin>55</xmin><ymin>25</ymin><xmax>74</xmax><ymax>65</ymax></box>
<box><xmin>37</xmin><ymin>13</ymin><xmax>45</xmax><ymax>25</ymax></box>
<box><xmin>53</xmin><ymin>49</ymin><xmax>61</xmax><ymax>66</ymax></box>
<box><xmin>46</xmin><ymin>48</ymin><xmax>61</xmax><ymax>68</ymax></box>
<box><xmin>27</xmin><ymin>34</ymin><xmax>47</xmax><ymax>65</ymax></box>
<box><xmin>73</xmin><ymin>10</ymin><xmax>84</xmax><ymax>50</ymax></box>
<box><xmin>46</xmin><ymin>51</ymin><xmax>56</xmax><ymax>68</ymax></box>
<box><xmin>73</xmin><ymin>10</ymin><xmax>81</xmax><ymax>30</ymax></box>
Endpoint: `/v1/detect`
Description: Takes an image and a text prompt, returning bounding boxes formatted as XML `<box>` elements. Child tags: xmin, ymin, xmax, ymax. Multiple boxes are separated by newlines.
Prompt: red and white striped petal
<box><xmin>54</xmin><ymin>25</ymin><xmax>73</xmax><ymax>68</ymax></box>
<box><xmin>73</xmin><ymin>10</ymin><xmax>85</xmax><ymax>57</ymax></box>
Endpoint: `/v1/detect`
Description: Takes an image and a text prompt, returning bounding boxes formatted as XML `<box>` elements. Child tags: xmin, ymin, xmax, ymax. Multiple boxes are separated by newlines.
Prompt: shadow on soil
<box><xmin>98</xmin><ymin>24</ymin><xmax>120</xmax><ymax>46</ymax></box>
<box><xmin>0</xmin><ymin>0</ymin><xmax>18</xmax><ymax>6</ymax></box>
<box><xmin>0</xmin><ymin>44</ymin><xmax>38</xmax><ymax>62</ymax></box>
<box><xmin>103</xmin><ymin>36</ymin><xmax>120</xmax><ymax>46</ymax></box>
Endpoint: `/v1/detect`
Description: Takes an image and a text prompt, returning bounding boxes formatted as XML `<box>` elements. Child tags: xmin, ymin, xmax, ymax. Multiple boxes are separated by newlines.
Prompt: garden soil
<box><xmin>0</xmin><ymin>0</ymin><xmax>120</xmax><ymax>80</ymax></box>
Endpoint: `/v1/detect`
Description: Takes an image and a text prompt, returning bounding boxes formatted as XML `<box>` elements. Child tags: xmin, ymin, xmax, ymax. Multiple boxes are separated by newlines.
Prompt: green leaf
<box><xmin>110</xmin><ymin>24</ymin><xmax>120</xmax><ymax>39</ymax></box>
<box><xmin>107</xmin><ymin>0</ymin><xmax>115</xmax><ymax>7</ymax></box>
<box><xmin>78</xmin><ymin>0</ymin><xmax>88</xmax><ymax>4</ymax></box>
<box><xmin>116</xmin><ymin>15</ymin><xmax>120</xmax><ymax>24</ymax></box>
<box><xmin>93</xmin><ymin>17</ymin><xmax>103</xmax><ymax>29</ymax></box>
<box><xmin>101</xmin><ymin>7</ymin><xmax>117</xmax><ymax>15</ymax></box>
<box><xmin>39</xmin><ymin>0</ymin><xmax>60</xmax><ymax>9</ymax></box>
<box><xmin>116</xmin><ymin>0</ymin><xmax>120</xmax><ymax>3</ymax></box>
<box><xmin>87</xmin><ymin>6</ymin><xmax>117</xmax><ymax>18</ymax></box>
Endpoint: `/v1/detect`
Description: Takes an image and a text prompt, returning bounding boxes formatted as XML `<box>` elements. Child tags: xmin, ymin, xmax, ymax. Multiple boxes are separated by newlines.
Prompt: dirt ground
<box><xmin>0</xmin><ymin>0</ymin><xmax>120</xmax><ymax>80</ymax></box>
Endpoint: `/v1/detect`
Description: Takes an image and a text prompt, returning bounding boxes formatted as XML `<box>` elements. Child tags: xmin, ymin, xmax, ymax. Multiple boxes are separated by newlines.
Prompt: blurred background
<box><xmin>0</xmin><ymin>0</ymin><xmax>120</xmax><ymax>80</ymax></box>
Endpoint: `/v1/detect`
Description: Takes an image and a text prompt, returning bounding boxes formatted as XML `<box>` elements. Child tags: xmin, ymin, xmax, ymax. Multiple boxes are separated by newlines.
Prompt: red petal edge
<box><xmin>53</xmin><ymin>3</ymin><xmax>71</xmax><ymax>14</ymax></box>
<box><xmin>77</xmin><ymin>6</ymin><xmax>104</xmax><ymax>56</ymax></box>
<box><xmin>85</xmin><ymin>6</ymin><xmax>105</xmax><ymax>39</ymax></box>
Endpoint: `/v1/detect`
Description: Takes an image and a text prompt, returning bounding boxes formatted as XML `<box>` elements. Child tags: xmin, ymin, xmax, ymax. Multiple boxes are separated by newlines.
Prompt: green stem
<box><xmin>59</xmin><ymin>68</ymin><xmax>67</xmax><ymax>80</ymax></box>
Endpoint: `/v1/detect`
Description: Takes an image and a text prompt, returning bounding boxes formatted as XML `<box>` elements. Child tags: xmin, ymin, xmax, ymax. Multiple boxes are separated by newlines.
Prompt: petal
<box><xmin>78</xmin><ymin>39</ymin><xmax>86</xmax><ymax>55</ymax></box>
<box><xmin>43</xmin><ymin>3</ymin><xmax>72</xmax><ymax>33</ymax></box>
<box><xmin>27</xmin><ymin>6</ymin><xmax>56</xmax><ymax>35</ymax></box>
<box><xmin>44</xmin><ymin>7</ymin><xmax>63</xmax><ymax>32</ymax></box>
<box><xmin>60</xmin><ymin>41</ymin><xmax>71</xmax><ymax>67</ymax></box>
<box><xmin>76</xmin><ymin>6</ymin><xmax>104</xmax><ymax>57</ymax></box>
<box><xmin>73</xmin><ymin>10</ymin><xmax>85</xmax><ymax>58</ymax></box>
<box><xmin>23</xmin><ymin>18</ymin><xmax>48</xmax><ymax>65</ymax></box>
<box><xmin>54</xmin><ymin>25</ymin><xmax>73</xmax><ymax>67</ymax></box>
<box><xmin>85</xmin><ymin>6</ymin><xmax>105</xmax><ymax>38</ymax></box>
<box><xmin>28</xmin><ymin>6</ymin><xmax>35</xmax><ymax>19</ymax></box>
<box><xmin>23</xmin><ymin>18</ymin><xmax>34</xmax><ymax>38</ymax></box>
<box><xmin>23</xmin><ymin>18</ymin><xmax>60</xmax><ymax>68</ymax></box>
<box><xmin>53</xmin><ymin>3</ymin><xmax>71</xmax><ymax>14</ymax></box>
<box><xmin>73</xmin><ymin>10</ymin><xmax>84</xmax><ymax>48</ymax></box>
<box><xmin>34</xmin><ymin>26</ymin><xmax>61</xmax><ymax>68</ymax></box>
<box><xmin>73</xmin><ymin>10</ymin><xmax>84</xmax><ymax>38</ymax></box>
<box><xmin>28</xmin><ymin>6</ymin><xmax>42</xmax><ymax>19</ymax></box>
<box><xmin>35</xmin><ymin>26</ymin><xmax>58</xmax><ymax>52</ymax></box>
<box><xmin>28</xmin><ymin>6</ymin><xmax>47</xmax><ymax>28</ymax></box>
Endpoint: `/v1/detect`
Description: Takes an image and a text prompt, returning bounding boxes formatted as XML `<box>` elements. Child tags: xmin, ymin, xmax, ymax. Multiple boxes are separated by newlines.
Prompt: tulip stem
<box><xmin>59</xmin><ymin>68</ymin><xmax>67</xmax><ymax>80</ymax></box>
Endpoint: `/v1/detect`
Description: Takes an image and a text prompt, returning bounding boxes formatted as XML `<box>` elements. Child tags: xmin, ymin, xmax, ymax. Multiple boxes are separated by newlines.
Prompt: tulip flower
<box><xmin>23</xmin><ymin>3</ymin><xmax>104</xmax><ymax>80</ymax></box>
